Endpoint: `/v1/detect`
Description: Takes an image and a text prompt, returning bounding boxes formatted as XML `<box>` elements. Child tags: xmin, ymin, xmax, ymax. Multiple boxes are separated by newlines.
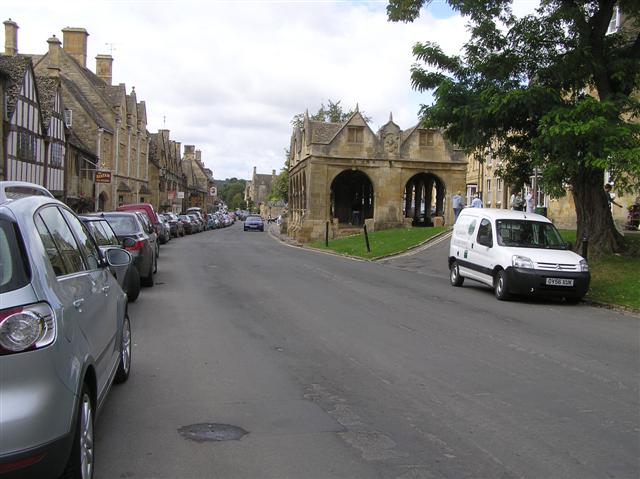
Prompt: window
<box><xmin>50</xmin><ymin>143</ymin><xmax>64</xmax><ymax>168</ymax></box>
<box><xmin>17</xmin><ymin>131</ymin><xmax>37</xmax><ymax>161</ymax></box>
<box><xmin>0</xmin><ymin>219</ymin><xmax>30</xmax><ymax>292</ymax></box>
<box><xmin>36</xmin><ymin>207</ymin><xmax>85</xmax><ymax>275</ymax></box>
<box><xmin>496</xmin><ymin>178</ymin><xmax>503</xmax><ymax>206</ymax></box>
<box><xmin>61</xmin><ymin>208</ymin><xmax>100</xmax><ymax>270</ymax></box>
<box><xmin>347</xmin><ymin>127</ymin><xmax>363</xmax><ymax>144</ymax></box>
<box><xmin>476</xmin><ymin>218</ymin><xmax>493</xmax><ymax>247</ymax></box>
<box><xmin>419</xmin><ymin>130</ymin><xmax>434</xmax><ymax>147</ymax></box>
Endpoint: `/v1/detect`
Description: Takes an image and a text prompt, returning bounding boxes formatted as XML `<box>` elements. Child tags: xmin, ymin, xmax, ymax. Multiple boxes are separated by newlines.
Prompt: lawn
<box><xmin>559</xmin><ymin>231</ymin><xmax>640</xmax><ymax>310</ymax></box>
<box><xmin>309</xmin><ymin>226</ymin><xmax>448</xmax><ymax>260</ymax></box>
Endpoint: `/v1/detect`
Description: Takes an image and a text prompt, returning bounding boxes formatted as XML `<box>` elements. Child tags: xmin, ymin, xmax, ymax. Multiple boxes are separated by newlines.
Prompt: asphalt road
<box><xmin>94</xmin><ymin>223</ymin><xmax>639</xmax><ymax>479</ymax></box>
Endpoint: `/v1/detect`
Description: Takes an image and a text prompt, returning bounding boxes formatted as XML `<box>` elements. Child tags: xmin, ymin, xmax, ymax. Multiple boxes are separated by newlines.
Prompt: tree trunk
<box><xmin>572</xmin><ymin>167</ymin><xmax>624</xmax><ymax>258</ymax></box>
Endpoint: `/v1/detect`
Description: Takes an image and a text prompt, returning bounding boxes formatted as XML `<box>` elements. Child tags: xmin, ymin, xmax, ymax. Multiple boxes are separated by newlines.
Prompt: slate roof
<box><xmin>308</xmin><ymin>120</ymin><xmax>342</xmax><ymax>144</ymax></box>
<box><xmin>35</xmin><ymin>75</ymin><xmax>59</xmax><ymax>131</ymax></box>
<box><xmin>0</xmin><ymin>55</ymin><xmax>32</xmax><ymax>121</ymax></box>
<box><xmin>61</xmin><ymin>76</ymin><xmax>112</xmax><ymax>132</ymax></box>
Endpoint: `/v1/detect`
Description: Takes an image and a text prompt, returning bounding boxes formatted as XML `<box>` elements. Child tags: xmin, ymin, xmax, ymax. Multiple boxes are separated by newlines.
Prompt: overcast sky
<box><xmin>4</xmin><ymin>1</ymin><xmax>535</xmax><ymax>180</ymax></box>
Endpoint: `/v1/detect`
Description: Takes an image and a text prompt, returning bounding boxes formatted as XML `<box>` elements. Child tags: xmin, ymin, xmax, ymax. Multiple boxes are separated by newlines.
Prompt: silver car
<box><xmin>0</xmin><ymin>182</ymin><xmax>132</xmax><ymax>479</ymax></box>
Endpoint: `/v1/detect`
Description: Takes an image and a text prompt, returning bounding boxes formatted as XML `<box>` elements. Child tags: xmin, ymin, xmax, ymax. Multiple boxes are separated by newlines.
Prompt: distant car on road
<box><xmin>0</xmin><ymin>181</ymin><xmax>132</xmax><ymax>479</ymax></box>
<box><xmin>244</xmin><ymin>215</ymin><xmax>264</xmax><ymax>232</ymax></box>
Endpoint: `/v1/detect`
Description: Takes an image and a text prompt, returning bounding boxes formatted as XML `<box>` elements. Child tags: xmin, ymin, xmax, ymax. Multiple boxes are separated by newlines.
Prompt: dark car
<box><xmin>178</xmin><ymin>214</ymin><xmax>194</xmax><ymax>234</ymax></box>
<box><xmin>80</xmin><ymin>215</ymin><xmax>141</xmax><ymax>302</ymax></box>
<box><xmin>244</xmin><ymin>215</ymin><xmax>264</xmax><ymax>232</ymax></box>
<box><xmin>100</xmin><ymin>212</ymin><xmax>157</xmax><ymax>287</ymax></box>
<box><xmin>162</xmin><ymin>212</ymin><xmax>184</xmax><ymax>237</ymax></box>
<box><xmin>156</xmin><ymin>214</ymin><xmax>171</xmax><ymax>244</ymax></box>
<box><xmin>133</xmin><ymin>211</ymin><xmax>160</xmax><ymax>258</ymax></box>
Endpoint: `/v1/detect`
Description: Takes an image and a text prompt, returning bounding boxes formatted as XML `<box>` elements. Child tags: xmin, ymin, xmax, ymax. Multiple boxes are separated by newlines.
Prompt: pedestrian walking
<box><xmin>452</xmin><ymin>191</ymin><xmax>464</xmax><ymax>222</ymax></box>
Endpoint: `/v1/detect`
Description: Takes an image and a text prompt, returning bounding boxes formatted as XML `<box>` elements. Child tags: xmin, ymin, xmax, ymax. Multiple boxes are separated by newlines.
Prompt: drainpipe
<box><xmin>136</xmin><ymin>129</ymin><xmax>141</xmax><ymax>202</ymax></box>
<box><xmin>95</xmin><ymin>128</ymin><xmax>103</xmax><ymax>211</ymax></box>
<box><xmin>112</xmin><ymin>118</ymin><xmax>120</xmax><ymax>209</ymax></box>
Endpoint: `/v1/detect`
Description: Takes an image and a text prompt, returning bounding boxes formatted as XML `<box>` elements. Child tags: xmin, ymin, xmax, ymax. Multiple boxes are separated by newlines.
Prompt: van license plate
<box><xmin>546</xmin><ymin>278</ymin><xmax>574</xmax><ymax>286</ymax></box>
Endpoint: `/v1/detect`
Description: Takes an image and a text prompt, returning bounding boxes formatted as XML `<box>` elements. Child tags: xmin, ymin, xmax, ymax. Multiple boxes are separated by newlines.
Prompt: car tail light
<box><xmin>125</xmin><ymin>240</ymin><xmax>145</xmax><ymax>251</ymax></box>
<box><xmin>0</xmin><ymin>303</ymin><xmax>56</xmax><ymax>355</ymax></box>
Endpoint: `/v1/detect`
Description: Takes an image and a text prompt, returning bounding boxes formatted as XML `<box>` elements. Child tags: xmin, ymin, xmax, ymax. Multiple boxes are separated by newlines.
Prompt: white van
<box><xmin>448</xmin><ymin>209</ymin><xmax>590</xmax><ymax>301</ymax></box>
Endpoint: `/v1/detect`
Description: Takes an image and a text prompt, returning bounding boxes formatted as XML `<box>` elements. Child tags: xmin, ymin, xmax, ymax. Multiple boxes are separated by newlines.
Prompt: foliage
<box><xmin>309</xmin><ymin>226</ymin><xmax>447</xmax><ymax>259</ymax></box>
<box><xmin>218</xmin><ymin>178</ymin><xmax>246</xmax><ymax>210</ymax></box>
<box><xmin>387</xmin><ymin>0</ymin><xmax>640</xmax><ymax>256</ymax></box>
<box><xmin>268</xmin><ymin>167</ymin><xmax>289</xmax><ymax>203</ymax></box>
<box><xmin>291</xmin><ymin>99</ymin><xmax>372</xmax><ymax>129</ymax></box>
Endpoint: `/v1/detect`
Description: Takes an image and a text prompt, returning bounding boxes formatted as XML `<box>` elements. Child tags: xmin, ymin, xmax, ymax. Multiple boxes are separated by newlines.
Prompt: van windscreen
<box><xmin>496</xmin><ymin>220</ymin><xmax>567</xmax><ymax>249</ymax></box>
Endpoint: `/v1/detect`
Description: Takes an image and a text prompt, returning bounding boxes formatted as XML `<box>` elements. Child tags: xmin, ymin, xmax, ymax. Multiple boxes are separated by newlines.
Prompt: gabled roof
<box><xmin>35</xmin><ymin>75</ymin><xmax>60</xmax><ymax>131</ymax></box>
<box><xmin>61</xmin><ymin>76</ymin><xmax>112</xmax><ymax>132</ymax></box>
<box><xmin>308</xmin><ymin>120</ymin><xmax>342</xmax><ymax>144</ymax></box>
<box><xmin>0</xmin><ymin>55</ymin><xmax>33</xmax><ymax>120</ymax></box>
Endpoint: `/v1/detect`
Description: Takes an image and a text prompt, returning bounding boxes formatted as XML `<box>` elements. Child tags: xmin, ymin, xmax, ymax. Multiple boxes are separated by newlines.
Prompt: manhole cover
<box><xmin>178</xmin><ymin>423</ymin><xmax>248</xmax><ymax>443</ymax></box>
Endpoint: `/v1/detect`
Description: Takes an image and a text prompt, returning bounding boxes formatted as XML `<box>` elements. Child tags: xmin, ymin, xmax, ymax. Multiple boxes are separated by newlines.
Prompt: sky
<box><xmin>4</xmin><ymin>1</ymin><xmax>535</xmax><ymax>180</ymax></box>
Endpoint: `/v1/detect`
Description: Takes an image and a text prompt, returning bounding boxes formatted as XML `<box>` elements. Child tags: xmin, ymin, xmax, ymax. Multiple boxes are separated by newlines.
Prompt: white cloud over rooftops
<box><xmin>5</xmin><ymin>0</ymin><xmax>472</xmax><ymax>180</ymax></box>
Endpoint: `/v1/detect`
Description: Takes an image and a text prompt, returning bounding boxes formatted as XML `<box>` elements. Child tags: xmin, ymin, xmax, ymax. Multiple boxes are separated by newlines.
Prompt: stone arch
<box><xmin>403</xmin><ymin>172</ymin><xmax>446</xmax><ymax>226</ymax></box>
<box><xmin>98</xmin><ymin>191</ymin><xmax>109</xmax><ymax>212</ymax></box>
<box><xmin>330</xmin><ymin>169</ymin><xmax>374</xmax><ymax>226</ymax></box>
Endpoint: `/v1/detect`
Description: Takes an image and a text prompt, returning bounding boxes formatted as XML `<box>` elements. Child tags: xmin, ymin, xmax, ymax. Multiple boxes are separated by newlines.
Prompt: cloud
<box><xmin>5</xmin><ymin>0</ymin><xmax>469</xmax><ymax>179</ymax></box>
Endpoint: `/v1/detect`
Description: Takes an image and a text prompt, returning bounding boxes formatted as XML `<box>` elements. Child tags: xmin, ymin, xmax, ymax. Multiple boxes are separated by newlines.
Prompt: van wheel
<box><xmin>494</xmin><ymin>270</ymin><xmax>510</xmax><ymax>300</ymax></box>
<box><xmin>64</xmin><ymin>383</ymin><xmax>94</xmax><ymax>479</ymax></box>
<box><xmin>450</xmin><ymin>261</ymin><xmax>464</xmax><ymax>287</ymax></box>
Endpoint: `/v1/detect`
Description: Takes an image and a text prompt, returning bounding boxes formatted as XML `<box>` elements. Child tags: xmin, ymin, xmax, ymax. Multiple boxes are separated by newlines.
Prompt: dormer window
<box><xmin>347</xmin><ymin>127</ymin><xmax>364</xmax><ymax>144</ymax></box>
<box><xmin>419</xmin><ymin>130</ymin><xmax>434</xmax><ymax>147</ymax></box>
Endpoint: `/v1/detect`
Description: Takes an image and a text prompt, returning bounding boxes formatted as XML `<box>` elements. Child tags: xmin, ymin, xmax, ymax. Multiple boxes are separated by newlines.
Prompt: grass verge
<box><xmin>309</xmin><ymin>226</ymin><xmax>448</xmax><ymax>260</ymax></box>
<box><xmin>559</xmin><ymin>230</ymin><xmax>640</xmax><ymax>310</ymax></box>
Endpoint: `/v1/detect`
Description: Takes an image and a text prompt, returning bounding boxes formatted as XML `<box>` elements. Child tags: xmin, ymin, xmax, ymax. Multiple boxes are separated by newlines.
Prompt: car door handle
<box><xmin>73</xmin><ymin>298</ymin><xmax>85</xmax><ymax>310</ymax></box>
<box><xmin>102</xmin><ymin>285</ymin><xmax>110</xmax><ymax>294</ymax></box>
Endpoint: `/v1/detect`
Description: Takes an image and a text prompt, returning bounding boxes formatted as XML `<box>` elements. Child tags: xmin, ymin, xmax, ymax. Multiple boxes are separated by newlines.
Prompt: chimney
<box><xmin>47</xmin><ymin>35</ymin><xmax>62</xmax><ymax>77</ymax></box>
<box><xmin>253</xmin><ymin>166</ymin><xmax>257</xmax><ymax>176</ymax></box>
<box><xmin>95</xmin><ymin>54</ymin><xmax>113</xmax><ymax>85</ymax></box>
<box><xmin>184</xmin><ymin>145</ymin><xmax>195</xmax><ymax>157</ymax></box>
<box><xmin>62</xmin><ymin>27</ymin><xmax>89</xmax><ymax>68</ymax></box>
<box><xmin>195</xmin><ymin>150</ymin><xmax>202</xmax><ymax>163</ymax></box>
<box><xmin>272</xmin><ymin>169</ymin><xmax>276</xmax><ymax>176</ymax></box>
<box><xmin>4</xmin><ymin>19</ymin><xmax>18</xmax><ymax>56</ymax></box>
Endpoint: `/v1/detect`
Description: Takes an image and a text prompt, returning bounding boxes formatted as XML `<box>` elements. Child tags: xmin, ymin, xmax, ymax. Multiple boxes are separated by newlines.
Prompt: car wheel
<box><xmin>494</xmin><ymin>270</ymin><xmax>510</xmax><ymax>301</ymax></box>
<box><xmin>64</xmin><ymin>383</ymin><xmax>94</xmax><ymax>479</ymax></box>
<box><xmin>153</xmin><ymin>252</ymin><xmax>158</xmax><ymax>274</ymax></box>
<box><xmin>123</xmin><ymin>266</ymin><xmax>140</xmax><ymax>303</ymax></box>
<box><xmin>115</xmin><ymin>313</ymin><xmax>132</xmax><ymax>383</ymax></box>
<box><xmin>450</xmin><ymin>261</ymin><xmax>464</xmax><ymax>287</ymax></box>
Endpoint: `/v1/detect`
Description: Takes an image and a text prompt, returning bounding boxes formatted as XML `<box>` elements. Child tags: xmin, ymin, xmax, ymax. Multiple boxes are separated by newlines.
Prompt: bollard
<box><xmin>363</xmin><ymin>224</ymin><xmax>371</xmax><ymax>253</ymax></box>
<box><xmin>325</xmin><ymin>221</ymin><xmax>329</xmax><ymax>247</ymax></box>
<box><xmin>581</xmin><ymin>236</ymin><xmax>588</xmax><ymax>260</ymax></box>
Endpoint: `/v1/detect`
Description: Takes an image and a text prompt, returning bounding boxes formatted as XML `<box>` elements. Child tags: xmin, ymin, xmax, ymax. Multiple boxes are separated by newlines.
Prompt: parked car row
<box><xmin>0</xmin><ymin>181</ymin><xmax>132</xmax><ymax>479</ymax></box>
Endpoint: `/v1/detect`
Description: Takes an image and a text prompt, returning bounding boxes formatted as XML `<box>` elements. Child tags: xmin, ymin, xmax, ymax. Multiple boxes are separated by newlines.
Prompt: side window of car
<box><xmin>99</xmin><ymin>221</ymin><xmax>120</xmax><ymax>246</ymax></box>
<box><xmin>476</xmin><ymin>218</ymin><xmax>493</xmax><ymax>247</ymax></box>
<box><xmin>60</xmin><ymin>209</ymin><xmax>101</xmax><ymax>270</ymax></box>
<box><xmin>87</xmin><ymin>221</ymin><xmax>109</xmax><ymax>246</ymax></box>
<box><xmin>36</xmin><ymin>207</ymin><xmax>86</xmax><ymax>275</ymax></box>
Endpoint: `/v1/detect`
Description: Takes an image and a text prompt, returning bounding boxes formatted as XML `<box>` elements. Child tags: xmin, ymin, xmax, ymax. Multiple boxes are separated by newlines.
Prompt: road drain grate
<box><xmin>178</xmin><ymin>423</ymin><xmax>248</xmax><ymax>442</ymax></box>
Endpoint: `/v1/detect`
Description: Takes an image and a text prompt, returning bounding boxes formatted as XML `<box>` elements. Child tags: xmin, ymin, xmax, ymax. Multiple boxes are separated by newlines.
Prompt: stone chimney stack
<box><xmin>4</xmin><ymin>19</ymin><xmax>18</xmax><ymax>56</ymax></box>
<box><xmin>184</xmin><ymin>145</ymin><xmax>195</xmax><ymax>157</ymax></box>
<box><xmin>195</xmin><ymin>150</ymin><xmax>202</xmax><ymax>163</ymax></box>
<box><xmin>62</xmin><ymin>27</ymin><xmax>89</xmax><ymax>68</ymax></box>
<box><xmin>47</xmin><ymin>35</ymin><xmax>62</xmax><ymax>77</ymax></box>
<box><xmin>253</xmin><ymin>166</ymin><xmax>257</xmax><ymax>176</ymax></box>
<box><xmin>95</xmin><ymin>54</ymin><xmax>113</xmax><ymax>85</ymax></box>
<box><xmin>272</xmin><ymin>169</ymin><xmax>276</xmax><ymax>176</ymax></box>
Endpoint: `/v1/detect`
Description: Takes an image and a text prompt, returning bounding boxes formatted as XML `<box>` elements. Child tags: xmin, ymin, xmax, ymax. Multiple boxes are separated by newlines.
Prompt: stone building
<box><xmin>288</xmin><ymin>109</ymin><xmax>467</xmax><ymax>242</ymax></box>
<box><xmin>31</xmin><ymin>25</ymin><xmax>150</xmax><ymax>211</ymax></box>
<box><xmin>149</xmin><ymin>130</ymin><xmax>186</xmax><ymax>213</ymax></box>
<box><xmin>246</xmin><ymin>166</ymin><xmax>276</xmax><ymax>209</ymax></box>
<box><xmin>182</xmin><ymin>145</ymin><xmax>215</xmax><ymax>212</ymax></box>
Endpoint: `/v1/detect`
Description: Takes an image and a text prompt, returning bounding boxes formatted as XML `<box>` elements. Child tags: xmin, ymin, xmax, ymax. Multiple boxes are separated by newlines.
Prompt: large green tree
<box><xmin>218</xmin><ymin>178</ymin><xmax>247</xmax><ymax>210</ymax></box>
<box><xmin>388</xmin><ymin>0</ymin><xmax>640</xmax><ymax>256</ymax></box>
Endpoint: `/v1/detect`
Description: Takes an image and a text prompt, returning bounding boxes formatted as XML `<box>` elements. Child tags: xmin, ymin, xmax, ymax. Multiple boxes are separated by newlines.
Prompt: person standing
<box><xmin>525</xmin><ymin>191</ymin><xmax>535</xmax><ymax>213</ymax></box>
<box><xmin>452</xmin><ymin>191</ymin><xmax>464</xmax><ymax>222</ymax></box>
<box><xmin>471</xmin><ymin>194</ymin><xmax>483</xmax><ymax>208</ymax></box>
<box><xmin>604</xmin><ymin>184</ymin><xmax>623</xmax><ymax>209</ymax></box>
